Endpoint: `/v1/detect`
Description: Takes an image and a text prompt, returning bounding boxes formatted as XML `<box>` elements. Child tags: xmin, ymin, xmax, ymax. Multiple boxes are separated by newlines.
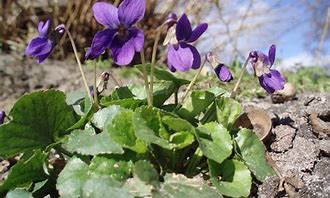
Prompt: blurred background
<box><xmin>0</xmin><ymin>0</ymin><xmax>330</xmax><ymax>111</ymax></box>
<box><xmin>1</xmin><ymin>0</ymin><xmax>330</xmax><ymax>67</ymax></box>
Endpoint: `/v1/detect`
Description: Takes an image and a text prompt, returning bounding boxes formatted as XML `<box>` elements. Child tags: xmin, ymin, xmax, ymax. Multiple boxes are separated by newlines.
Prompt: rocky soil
<box><xmin>245</xmin><ymin>93</ymin><xmax>330</xmax><ymax>198</ymax></box>
<box><xmin>1</xmin><ymin>54</ymin><xmax>329</xmax><ymax>197</ymax></box>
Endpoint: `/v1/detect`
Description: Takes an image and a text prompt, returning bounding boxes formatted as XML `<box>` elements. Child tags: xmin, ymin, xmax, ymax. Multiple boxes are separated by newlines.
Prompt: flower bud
<box><xmin>206</xmin><ymin>52</ymin><xmax>233</xmax><ymax>82</ymax></box>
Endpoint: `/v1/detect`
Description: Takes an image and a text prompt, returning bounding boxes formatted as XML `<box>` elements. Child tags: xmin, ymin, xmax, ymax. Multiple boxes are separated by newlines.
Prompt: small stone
<box><xmin>271</xmin><ymin>137</ymin><xmax>319</xmax><ymax>175</ymax></box>
<box><xmin>271</xmin><ymin>83</ymin><xmax>296</xmax><ymax>104</ymax></box>
<box><xmin>271</xmin><ymin>125</ymin><xmax>296</xmax><ymax>152</ymax></box>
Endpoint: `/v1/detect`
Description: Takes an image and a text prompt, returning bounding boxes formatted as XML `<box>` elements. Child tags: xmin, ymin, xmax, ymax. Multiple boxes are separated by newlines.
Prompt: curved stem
<box><xmin>230</xmin><ymin>56</ymin><xmax>251</xmax><ymax>98</ymax></box>
<box><xmin>150</xmin><ymin>26</ymin><xmax>163</xmax><ymax>106</ymax></box>
<box><xmin>140</xmin><ymin>50</ymin><xmax>151</xmax><ymax>106</ymax></box>
<box><xmin>175</xmin><ymin>58</ymin><xmax>207</xmax><ymax>111</ymax></box>
<box><xmin>109</xmin><ymin>71</ymin><xmax>121</xmax><ymax>87</ymax></box>
<box><xmin>65</xmin><ymin>28</ymin><xmax>92</xmax><ymax>100</ymax></box>
<box><xmin>93</xmin><ymin>62</ymin><xmax>99</xmax><ymax>107</ymax></box>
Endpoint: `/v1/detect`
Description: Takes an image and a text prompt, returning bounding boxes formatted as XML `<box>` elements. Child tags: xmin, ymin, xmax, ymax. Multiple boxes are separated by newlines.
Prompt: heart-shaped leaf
<box><xmin>0</xmin><ymin>90</ymin><xmax>76</xmax><ymax>157</ymax></box>
<box><xmin>235</xmin><ymin>128</ymin><xmax>276</xmax><ymax>181</ymax></box>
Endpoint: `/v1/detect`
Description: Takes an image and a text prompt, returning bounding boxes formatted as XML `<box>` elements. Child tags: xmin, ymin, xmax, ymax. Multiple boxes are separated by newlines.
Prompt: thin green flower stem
<box><xmin>150</xmin><ymin>25</ymin><xmax>164</xmax><ymax>106</ymax></box>
<box><xmin>93</xmin><ymin>62</ymin><xmax>99</xmax><ymax>107</ymax></box>
<box><xmin>230</xmin><ymin>56</ymin><xmax>251</xmax><ymax>98</ymax></box>
<box><xmin>140</xmin><ymin>50</ymin><xmax>152</xmax><ymax>106</ymax></box>
<box><xmin>109</xmin><ymin>71</ymin><xmax>121</xmax><ymax>87</ymax></box>
<box><xmin>176</xmin><ymin>58</ymin><xmax>207</xmax><ymax>110</ymax></box>
<box><xmin>65</xmin><ymin>28</ymin><xmax>92</xmax><ymax>100</ymax></box>
<box><xmin>174</xmin><ymin>89</ymin><xmax>178</xmax><ymax>105</ymax></box>
<box><xmin>185</xmin><ymin>147</ymin><xmax>203</xmax><ymax>177</ymax></box>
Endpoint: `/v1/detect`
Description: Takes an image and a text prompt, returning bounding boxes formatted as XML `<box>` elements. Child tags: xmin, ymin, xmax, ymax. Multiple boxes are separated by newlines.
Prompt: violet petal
<box><xmin>118</xmin><ymin>0</ymin><xmax>146</xmax><ymax>27</ymax></box>
<box><xmin>259</xmin><ymin>69</ymin><xmax>285</xmax><ymax>93</ymax></box>
<box><xmin>187</xmin><ymin>23</ymin><xmax>208</xmax><ymax>43</ymax></box>
<box><xmin>268</xmin><ymin>44</ymin><xmax>276</xmax><ymax>66</ymax></box>
<box><xmin>214</xmin><ymin>64</ymin><xmax>233</xmax><ymax>82</ymax></box>
<box><xmin>38</xmin><ymin>19</ymin><xmax>51</xmax><ymax>38</ymax></box>
<box><xmin>38</xmin><ymin>51</ymin><xmax>54</xmax><ymax>63</ymax></box>
<box><xmin>25</xmin><ymin>37</ymin><xmax>53</xmax><ymax>57</ymax></box>
<box><xmin>129</xmin><ymin>28</ymin><xmax>144</xmax><ymax>52</ymax></box>
<box><xmin>176</xmin><ymin>14</ymin><xmax>192</xmax><ymax>42</ymax></box>
<box><xmin>167</xmin><ymin>43</ymin><xmax>194</xmax><ymax>72</ymax></box>
<box><xmin>85</xmin><ymin>29</ymin><xmax>116</xmax><ymax>60</ymax></box>
<box><xmin>0</xmin><ymin>111</ymin><xmax>5</xmax><ymax>124</ymax></box>
<box><xmin>111</xmin><ymin>35</ymin><xmax>136</xmax><ymax>65</ymax></box>
<box><xmin>187</xmin><ymin>44</ymin><xmax>201</xmax><ymax>69</ymax></box>
<box><xmin>93</xmin><ymin>2</ymin><xmax>120</xmax><ymax>28</ymax></box>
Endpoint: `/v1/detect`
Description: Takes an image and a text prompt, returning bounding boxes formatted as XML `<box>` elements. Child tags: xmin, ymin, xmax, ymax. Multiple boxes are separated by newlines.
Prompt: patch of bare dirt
<box><xmin>245</xmin><ymin>93</ymin><xmax>330</xmax><ymax>197</ymax></box>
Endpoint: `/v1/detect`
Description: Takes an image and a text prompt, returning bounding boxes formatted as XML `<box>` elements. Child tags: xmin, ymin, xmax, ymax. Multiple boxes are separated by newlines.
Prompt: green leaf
<box><xmin>169</xmin><ymin>131</ymin><xmax>195</xmax><ymax>149</ymax></box>
<box><xmin>6</xmin><ymin>189</ymin><xmax>33</xmax><ymax>198</ymax></box>
<box><xmin>133</xmin><ymin>160</ymin><xmax>159</xmax><ymax>187</ymax></box>
<box><xmin>129</xmin><ymin>81</ymin><xmax>176</xmax><ymax>107</ymax></box>
<box><xmin>153</xmin><ymin>174</ymin><xmax>223</xmax><ymax>198</ymax></box>
<box><xmin>206</xmin><ymin>87</ymin><xmax>230</xmax><ymax>97</ymax></box>
<box><xmin>235</xmin><ymin>128</ymin><xmax>276</xmax><ymax>181</ymax></box>
<box><xmin>68</xmin><ymin>97</ymin><xmax>94</xmax><ymax>130</ymax></box>
<box><xmin>111</xmin><ymin>86</ymin><xmax>135</xmax><ymax>100</ymax></box>
<box><xmin>179</xmin><ymin>90</ymin><xmax>216</xmax><ymax>118</ymax></box>
<box><xmin>162</xmin><ymin>116</ymin><xmax>194</xmax><ymax>132</ymax></box>
<box><xmin>136</xmin><ymin>64</ymin><xmax>189</xmax><ymax>87</ymax></box>
<box><xmin>65</xmin><ymin>90</ymin><xmax>85</xmax><ymax>107</ymax></box>
<box><xmin>66</xmin><ymin>90</ymin><xmax>90</xmax><ymax>116</ymax></box>
<box><xmin>82</xmin><ymin>176</ymin><xmax>132</xmax><ymax>198</ymax></box>
<box><xmin>57</xmin><ymin>157</ymin><xmax>89</xmax><ymax>198</ymax></box>
<box><xmin>89</xmin><ymin>157</ymin><xmax>133</xmax><ymax>182</ymax></box>
<box><xmin>201</xmin><ymin>102</ymin><xmax>217</xmax><ymax>124</ymax></box>
<box><xmin>57</xmin><ymin>157</ymin><xmax>133</xmax><ymax>198</ymax></box>
<box><xmin>196</xmin><ymin>122</ymin><xmax>232</xmax><ymax>164</ymax></box>
<box><xmin>63</xmin><ymin>128</ymin><xmax>124</xmax><ymax>155</ymax></box>
<box><xmin>124</xmin><ymin>177</ymin><xmax>153</xmax><ymax>197</ymax></box>
<box><xmin>105</xmin><ymin>109</ymin><xmax>147</xmax><ymax>153</ymax></box>
<box><xmin>91</xmin><ymin>105</ymin><xmax>122</xmax><ymax>130</ymax></box>
<box><xmin>66</xmin><ymin>90</ymin><xmax>94</xmax><ymax>130</ymax></box>
<box><xmin>208</xmin><ymin>159</ymin><xmax>252</xmax><ymax>198</ymax></box>
<box><xmin>101</xmin><ymin>98</ymin><xmax>146</xmax><ymax>109</ymax></box>
<box><xmin>134</xmin><ymin>107</ymin><xmax>171</xmax><ymax>149</ymax></box>
<box><xmin>0</xmin><ymin>151</ymin><xmax>48</xmax><ymax>195</ymax></box>
<box><xmin>0</xmin><ymin>90</ymin><xmax>76</xmax><ymax>157</ymax></box>
<box><xmin>216</xmin><ymin>97</ymin><xmax>242</xmax><ymax>128</ymax></box>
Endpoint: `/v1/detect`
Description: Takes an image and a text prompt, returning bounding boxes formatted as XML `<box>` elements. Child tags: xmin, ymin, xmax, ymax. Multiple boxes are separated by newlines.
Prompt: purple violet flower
<box><xmin>85</xmin><ymin>0</ymin><xmax>146</xmax><ymax>66</ymax></box>
<box><xmin>166</xmin><ymin>14</ymin><xmax>208</xmax><ymax>72</ymax></box>
<box><xmin>25</xmin><ymin>19</ymin><xmax>65</xmax><ymax>63</ymax></box>
<box><xmin>0</xmin><ymin>111</ymin><xmax>5</xmax><ymax>124</ymax></box>
<box><xmin>250</xmin><ymin>44</ymin><xmax>285</xmax><ymax>93</ymax></box>
<box><xmin>206</xmin><ymin>52</ymin><xmax>233</xmax><ymax>82</ymax></box>
<box><xmin>214</xmin><ymin>64</ymin><xmax>233</xmax><ymax>82</ymax></box>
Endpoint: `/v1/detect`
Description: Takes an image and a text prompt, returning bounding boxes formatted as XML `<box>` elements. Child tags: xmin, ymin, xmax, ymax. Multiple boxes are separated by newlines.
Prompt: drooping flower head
<box><xmin>164</xmin><ymin>13</ymin><xmax>178</xmax><ymax>29</ymax></box>
<box><xmin>166</xmin><ymin>14</ymin><xmax>208</xmax><ymax>72</ymax></box>
<box><xmin>25</xmin><ymin>19</ymin><xmax>65</xmax><ymax>63</ymax></box>
<box><xmin>249</xmin><ymin>45</ymin><xmax>285</xmax><ymax>93</ymax></box>
<box><xmin>206</xmin><ymin>52</ymin><xmax>233</xmax><ymax>82</ymax></box>
<box><xmin>85</xmin><ymin>0</ymin><xmax>146</xmax><ymax>66</ymax></box>
<box><xmin>0</xmin><ymin>111</ymin><xmax>5</xmax><ymax>124</ymax></box>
